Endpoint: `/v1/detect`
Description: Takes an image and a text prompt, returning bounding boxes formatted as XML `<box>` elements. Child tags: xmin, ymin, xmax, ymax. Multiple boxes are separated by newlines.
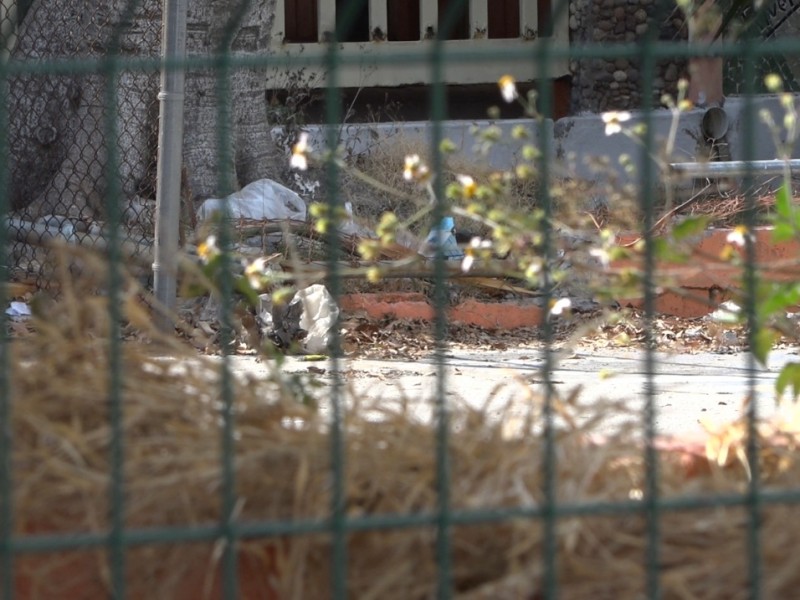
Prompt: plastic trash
<box><xmin>338</xmin><ymin>201</ymin><xmax>375</xmax><ymax>238</ymax></box>
<box><xmin>32</xmin><ymin>214</ymin><xmax>76</xmax><ymax>242</ymax></box>
<box><xmin>257</xmin><ymin>285</ymin><xmax>339</xmax><ymax>354</ymax></box>
<box><xmin>707</xmin><ymin>300</ymin><xmax>741</xmax><ymax>325</ymax></box>
<box><xmin>420</xmin><ymin>216</ymin><xmax>464</xmax><ymax>260</ymax></box>
<box><xmin>6</xmin><ymin>301</ymin><xmax>31</xmax><ymax>320</ymax></box>
<box><xmin>294</xmin><ymin>284</ymin><xmax>339</xmax><ymax>354</ymax></box>
<box><xmin>197</xmin><ymin>178</ymin><xmax>307</xmax><ymax>222</ymax></box>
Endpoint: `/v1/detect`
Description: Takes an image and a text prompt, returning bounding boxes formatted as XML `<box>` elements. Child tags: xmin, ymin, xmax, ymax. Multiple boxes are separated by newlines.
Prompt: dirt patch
<box><xmin>339</xmin><ymin>306</ymin><xmax>798</xmax><ymax>360</ymax></box>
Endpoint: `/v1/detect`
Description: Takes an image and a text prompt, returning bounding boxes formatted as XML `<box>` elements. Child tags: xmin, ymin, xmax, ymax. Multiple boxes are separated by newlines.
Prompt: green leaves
<box><xmin>757</xmin><ymin>282</ymin><xmax>800</xmax><ymax>320</ymax></box>
<box><xmin>671</xmin><ymin>215</ymin><xmax>711</xmax><ymax>242</ymax></box>
<box><xmin>234</xmin><ymin>274</ymin><xmax>260</xmax><ymax>309</ymax></box>
<box><xmin>745</xmin><ymin>181</ymin><xmax>800</xmax><ymax>393</ymax></box>
<box><xmin>777</xmin><ymin>362</ymin><xmax>800</xmax><ymax>402</ymax></box>
<box><xmin>771</xmin><ymin>183</ymin><xmax>799</xmax><ymax>242</ymax></box>
<box><xmin>651</xmin><ymin>237</ymin><xmax>690</xmax><ymax>264</ymax></box>
<box><xmin>752</xmin><ymin>328</ymin><xmax>777</xmax><ymax>367</ymax></box>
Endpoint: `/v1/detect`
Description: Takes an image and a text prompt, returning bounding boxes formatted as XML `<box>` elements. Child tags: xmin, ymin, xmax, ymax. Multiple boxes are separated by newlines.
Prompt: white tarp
<box><xmin>197</xmin><ymin>179</ymin><xmax>307</xmax><ymax>222</ymax></box>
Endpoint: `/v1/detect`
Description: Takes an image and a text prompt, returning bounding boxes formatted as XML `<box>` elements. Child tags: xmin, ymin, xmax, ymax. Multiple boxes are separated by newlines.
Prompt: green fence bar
<box><xmin>104</xmin><ymin>1</ymin><xmax>146</xmax><ymax>596</ymax></box>
<box><xmin>740</xmin><ymin>33</ymin><xmax>764</xmax><ymax>600</ymax></box>
<box><xmin>324</xmin><ymin>8</ymin><xmax>346</xmax><ymax>600</ymax></box>
<box><xmin>0</xmin><ymin>41</ymin><xmax>12</xmax><ymax>600</ymax></box>
<box><xmin>429</xmin><ymin>1</ymin><xmax>455</xmax><ymax>596</ymax></box>
<box><xmin>639</xmin><ymin>32</ymin><xmax>662</xmax><ymax>600</ymax></box>
<box><xmin>214</xmin><ymin>1</ymin><xmax>248</xmax><ymax>595</ymax></box>
<box><xmin>537</xmin><ymin>3</ymin><xmax>558</xmax><ymax>598</ymax></box>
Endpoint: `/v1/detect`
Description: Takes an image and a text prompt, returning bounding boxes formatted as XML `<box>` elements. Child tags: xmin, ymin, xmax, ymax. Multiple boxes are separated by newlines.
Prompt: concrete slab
<box><xmin>553</xmin><ymin>94</ymin><xmax>800</xmax><ymax>195</ymax></box>
<box><xmin>226</xmin><ymin>345</ymin><xmax>800</xmax><ymax>440</ymax></box>
<box><xmin>290</xmin><ymin>94</ymin><xmax>800</xmax><ymax>209</ymax></box>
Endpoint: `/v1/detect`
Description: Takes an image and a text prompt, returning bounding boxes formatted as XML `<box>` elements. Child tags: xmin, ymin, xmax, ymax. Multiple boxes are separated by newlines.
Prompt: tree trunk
<box><xmin>183</xmin><ymin>0</ymin><xmax>279</xmax><ymax>202</ymax></box>
<box><xmin>8</xmin><ymin>0</ymin><xmax>280</xmax><ymax>225</ymax></box>
<box><xmin>687</xmin><ymin>0</ymin><xmax>724</xmax><ymax>107</ymax></box>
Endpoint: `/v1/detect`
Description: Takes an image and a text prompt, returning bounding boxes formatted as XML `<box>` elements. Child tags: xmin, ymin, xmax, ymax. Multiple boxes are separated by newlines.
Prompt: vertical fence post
<box><xmin>429</xmin><ymin>3</ymin><xmax>470</xmax><ymax>596</ymax></box>
<box><xmin>741</xmin><ymin>35</ymin><xmax>764</xmax><ymax>600</ymax></box>
<box><xmin>325</xmin><ymin>3</ymin><xmax>350</xmax><ymax>597</ymax></box>
<box><xmin>638</xmin><ymin>5</ymin><xmax>667</xmax><ymax>598</ymax></box>
<box><xmin>0</xmin><ymin>9</ymin><xmax>16</xmax><ymax>595</ymax></box>
<box><xmin>153</xmin><ymin>0</ymin><xmax>188</xmax><ymax>331</ymax></box>
<box><xmin>0</xmin><ymin>35</ymin><xmax>12</xmax><ymax>600</ymax></box>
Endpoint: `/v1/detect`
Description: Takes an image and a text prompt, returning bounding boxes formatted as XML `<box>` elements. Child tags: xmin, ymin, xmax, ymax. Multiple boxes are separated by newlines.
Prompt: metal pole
<box><xmin>153</xmin><ymin>0</ymin><xmax>187</xmax><ymax>331</ymax></box>
<box><xmin>669</xmin><ymin>159</ymin><xmax>800</xmax><ymax>180</ymax></box>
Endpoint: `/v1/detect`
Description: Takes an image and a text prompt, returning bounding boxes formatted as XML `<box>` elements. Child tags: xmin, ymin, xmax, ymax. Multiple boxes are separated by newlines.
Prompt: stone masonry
<box><xmin>569</xmin><ymin>0</ymin><xmax>688</xmax><ymax>112</ymax></box>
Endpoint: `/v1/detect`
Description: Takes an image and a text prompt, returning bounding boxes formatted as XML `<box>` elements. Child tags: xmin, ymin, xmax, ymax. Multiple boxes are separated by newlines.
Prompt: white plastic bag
<box><xmin>197</xmin><ymin>179</ymin><xmax>307</xmax><ymax>222</ymax></box>
<box><xmin>338</xmin><ymin>201</ymin><xmax>375</xmax><ymax>238</ymax></box>
<box><xmin>294</xmin><ymin>284</ymin><xmax>339</xmax><ymax>354</ymax></box>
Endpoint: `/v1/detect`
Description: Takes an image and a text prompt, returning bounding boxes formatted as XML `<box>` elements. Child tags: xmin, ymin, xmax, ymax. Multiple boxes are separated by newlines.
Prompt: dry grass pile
<box><xmin>687</xmin><ymin>191</ymin><xmax>778</xmax><ymax>225</ymax></box>
<box><xmin>340</xmin><ymin>133</ymin><xmax>428</xmax><ymax>231</ymax></box>
<box><xmin>8</xmin><ymin>249</ymin><xmax>800</xmax><ymax>599</ymax></box>
<box><xmin>336</xmin><ymin>131</ymin><xmax>541</xmax><ymax>238</ymax></box>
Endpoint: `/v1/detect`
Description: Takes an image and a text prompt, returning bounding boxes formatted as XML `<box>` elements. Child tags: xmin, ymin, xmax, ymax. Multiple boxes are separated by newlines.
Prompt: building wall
<box><xmin>569</xmin><ymin>0</ymin><xmax>688</xmax><ymax>112</ymax></box>
<box><xmin>269</xmin><ymin>0</ymin><xmax>696</xmax><ymax>118</ymax></box>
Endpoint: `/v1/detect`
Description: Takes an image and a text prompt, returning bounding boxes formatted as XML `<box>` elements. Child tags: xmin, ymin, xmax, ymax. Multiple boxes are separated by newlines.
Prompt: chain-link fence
<box><xmin>4</xmin><ymin>0</ymin><xmax>162</xmax><ymax>289</ymax></box>
<box><xmin>723</xmin><ymin>0</ymin><xmax>800</xmax><ymax>94</ymax></box>
<box><xmin>2</xmin><ymin>0</ymin><xmax>800</xmax><ymax>598</ymax></box>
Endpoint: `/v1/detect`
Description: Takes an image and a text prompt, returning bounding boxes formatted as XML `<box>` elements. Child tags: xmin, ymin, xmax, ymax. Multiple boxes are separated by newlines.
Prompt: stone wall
<box><xmin>569</xmin><ymin>0</ymin><xmax>688</xmax><ymax>113</ymax></box>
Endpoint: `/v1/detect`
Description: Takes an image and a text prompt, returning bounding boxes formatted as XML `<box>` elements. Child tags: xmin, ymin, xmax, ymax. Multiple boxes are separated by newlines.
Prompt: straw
<box><xmin>8</xmin><ymin>245</ymin><xmax>800</xmax><ymax>599</ymax></box>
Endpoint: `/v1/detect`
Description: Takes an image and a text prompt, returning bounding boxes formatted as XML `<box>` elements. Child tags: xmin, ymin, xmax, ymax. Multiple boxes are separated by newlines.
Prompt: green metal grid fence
<box><xmin>1</xmin><ymin>0</ymin><xmax>800</xmax><ymax>598</ymax></box>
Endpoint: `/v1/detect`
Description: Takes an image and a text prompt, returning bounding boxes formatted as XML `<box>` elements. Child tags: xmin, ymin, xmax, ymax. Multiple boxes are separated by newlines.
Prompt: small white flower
<box><xmin>726</xmin><ymin>225</ymin><xmax>750</xmax><ymax>248</ymax></box>
<box><xmin>525</xmin><ymin>261</ymin><xmax>542</xmax><ymax>279</ymax></box>
<box><xmin>461</xmin><ymin>237</ymin><xmax>491</xmax><ymax>273</ymax></box>
<box><xmin>197</xmin><ymin>235</ymin><xmax>219</xmax><ymax>263</ymax></box>
<box><xmin>403</xmin><ymin>154</ymin><xmax>430</xmax><ymax>183</ymax></box>
<box><xmin>498</xmin><ymin>75</ymin><xmax>518</xmax><ymax>103</ymax></box>
<box><xmin>290</xmin><ymin>132</ymin><xmax>311</xmax><ymax>170</ymax></box>
<box><xmin>550</xmin><ymin>297</ymin><xmax>572</xmax><ymax>316</ymax></box>
<box><xmin>764</xmin><ymin>73</ymin><xmax>783</xmax><ymax>93</ymax></box>
<box><xmin>245</xmin><ymin>257</ymin><xmax>268</xmax><ymax>289</ymax></box>
<box><xmin>602</xmin><ymin>111</ymin><xmax>632</xmax><ymax>136</ymax></box>
<box><xmin>245</xmin><ymin>255</ymin><xmax>282</xmax><ymax>290</ymax></box>
<box><xmin>589</xmin><ymin>247</ymin><xmax>611</xmax><ymax>268</ymax></box>
<box><xmin>456</xmin><ymin>174</ymin><xmax>477</xmax><ymax>199</ymax></box>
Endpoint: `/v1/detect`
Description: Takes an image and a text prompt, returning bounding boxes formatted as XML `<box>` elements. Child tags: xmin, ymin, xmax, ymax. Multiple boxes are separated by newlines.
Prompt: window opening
<box><xmin>388</xmin><ymin>0</ymin><xmax>420</xmax><ymax>41</ymax></box>
<box><xmin>438</xmin><ymin>0</ymin><xmax>469</xmax><ymax>40</ymax></box>
<box><xmin>336</xmin><ymin>0</ymin><xmax>369</xmax><ymax>42</ymax></box>
<box><xmin>488</xmin><ymin>0</ymin><xmax>520</xmax><ymax>39</ymax></box>
<box><xmin>285</xmin><ymin>0</ymin><xmax>318</xmax><ymax>43</ymax></box>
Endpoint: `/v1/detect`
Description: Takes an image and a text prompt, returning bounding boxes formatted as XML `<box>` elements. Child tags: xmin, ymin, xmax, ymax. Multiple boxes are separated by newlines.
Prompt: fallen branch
<box><xmin>5</xmin><ymin>216</ymin><xmax>154</xmax><ymax>264</ymax></box>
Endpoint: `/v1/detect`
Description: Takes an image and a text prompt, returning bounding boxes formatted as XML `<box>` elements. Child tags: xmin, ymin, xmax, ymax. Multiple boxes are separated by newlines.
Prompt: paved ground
<box><xmin>228</xmin><ymin>345</ymin><xmax>800</xmax><ymax>439</ymax></box>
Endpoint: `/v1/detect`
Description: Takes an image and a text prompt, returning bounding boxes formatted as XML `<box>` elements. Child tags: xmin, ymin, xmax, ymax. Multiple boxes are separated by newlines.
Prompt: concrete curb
<box><xmin>340</xmin><ymin>293</ymin><xmax>545</xmax><ymax>329</ymax></box>
<box><xmin>615</xmin><ymin>227</ymin><xmax>800</xmax><ymax>318</ymax></box>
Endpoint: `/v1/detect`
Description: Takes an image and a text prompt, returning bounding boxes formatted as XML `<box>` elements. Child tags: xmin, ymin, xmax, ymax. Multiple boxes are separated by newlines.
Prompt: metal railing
<box><xmin>267</xmin><ymin>0</ymin><xmax>571</xmax><ymax>88</ymax></box>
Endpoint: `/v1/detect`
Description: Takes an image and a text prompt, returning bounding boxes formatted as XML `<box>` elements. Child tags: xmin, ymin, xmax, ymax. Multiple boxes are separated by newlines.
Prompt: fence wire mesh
<box><xmin>2</xmin><ymin>0</ymin><xmax>800</xmax><ymax>599</ymax></box>
<box><xmin>4</xmin><ymin>0</ymin><xmax>162</xmax><ymax>289</ymax></box>
<box><xmin>723</xmin><ymin>0</ymin><xmax>800</xmax><ymax>94</ymax></box>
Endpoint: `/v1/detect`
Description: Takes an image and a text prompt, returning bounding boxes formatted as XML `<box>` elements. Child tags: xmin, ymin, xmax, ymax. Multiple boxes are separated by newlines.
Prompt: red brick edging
<box><xmin>339</xmin><ymin>228</ymin><xmax>800</xmax><ymax>325</ymax></box>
